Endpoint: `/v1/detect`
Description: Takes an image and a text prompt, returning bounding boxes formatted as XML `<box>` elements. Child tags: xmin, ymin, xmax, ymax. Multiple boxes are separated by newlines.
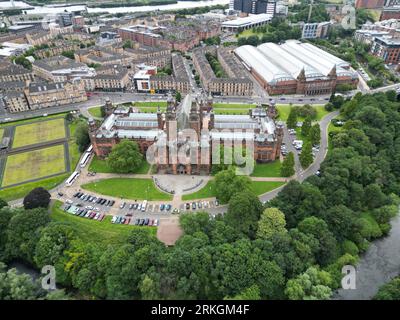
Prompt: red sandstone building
<box><xmin>89</xmin><ymin>95</ymin><xmax>283</xmax><ymax>175</ymax></box>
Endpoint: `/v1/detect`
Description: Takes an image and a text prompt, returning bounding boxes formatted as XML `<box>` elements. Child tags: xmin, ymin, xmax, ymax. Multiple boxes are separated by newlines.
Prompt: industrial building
<box><xmin>234</xmin><ymin>40</ymin><xmax>358</xmax><ymax>95</ymax></box>
<box><xmin>221</xmin><ymin>13</ymin><xmax>273</xmax><ymax>32</ymax></box>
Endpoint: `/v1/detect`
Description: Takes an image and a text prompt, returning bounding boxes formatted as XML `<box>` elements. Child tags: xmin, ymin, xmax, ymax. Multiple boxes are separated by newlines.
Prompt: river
<box><xmin>0</xmin><ymin>0</ymin><xmax>229</xmax><ymax>14</ymax></box>
<box><xmin>335</xmin><ymin>213</ymin><xmax>400</xmax><ymax>300</ymax></box>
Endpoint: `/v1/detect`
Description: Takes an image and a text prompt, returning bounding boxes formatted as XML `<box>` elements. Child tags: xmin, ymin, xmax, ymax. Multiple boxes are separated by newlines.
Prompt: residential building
<box><xmin>2</xmin><ymin>91</ymin><xmax>30</xmax><ymax>113</ymax></box>
<box><xmin>301</xmin><ymin>22</ymin><xmax>331</xmax><ymax>39</ymax></box>
<box><xmin>0</xmin><ymin>61</ymin><xmax>34</xmax><ymax>82</ymax></box>
<box><xmin>192</xmin><ymin>47</ymin><xmax>253</xmax><ymax>96</ymax></box>
<box><xmin>32</xmin><ymin>56</ymin><xmax>96</xmax><ymax>83</ymax></box>
<box><xmin>233</xmin><ymin>0</ymin><xmax>277</xmax><ymax>15</ymax></box>
<box><xmin>25</xmin><ymin>81</ymin><xmax>87</xmax><ymax>110</ymax></box>
<box><xmin>371</xmin><ymin>36</ymin><xmax>400</xmax><ymax>63</ymax></box>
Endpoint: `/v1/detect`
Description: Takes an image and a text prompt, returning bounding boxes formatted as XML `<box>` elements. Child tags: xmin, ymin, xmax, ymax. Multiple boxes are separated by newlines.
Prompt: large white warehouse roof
<box><xmin>234</xmin><ymin>40</ymin><xmax>357</xmax><ymax>84</ymax></box>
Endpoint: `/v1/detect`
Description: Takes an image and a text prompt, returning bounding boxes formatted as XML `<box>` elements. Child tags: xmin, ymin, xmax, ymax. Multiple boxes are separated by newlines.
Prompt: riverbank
<box><xmin>335</xmin><ymin>212</ymin><xmax>400</xmax><ymax>300</ymax></box>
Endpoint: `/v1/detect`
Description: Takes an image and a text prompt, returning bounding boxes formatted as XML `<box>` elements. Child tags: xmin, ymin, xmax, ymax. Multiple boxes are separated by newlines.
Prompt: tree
<box><xmin>298</xmin><ymin>216</ymin><xmax>338</xmax><ymax>266</ymax></box>
<box><xmin>6</xmin><ymin>208</ymin><xmax>50</xmax><ymax>263</ymax></box>
<box><xmin>256</xmin><ymin>208</ymin><xmax>287</xmax><ymax>240</ymax></box>
<box><xmin>61</xmin><ymin>50</ymin><xmax>75</xmax><ymax>59</ymax></box>
<box><xmin>0</xmin><ymin>198</ymin><xmax>7</xmax><ymax>209</ymax></box>
<box><xmin>34</xmin><ymin>224</ymin><xmax>76</xmax><ymax>268</ymax></box>
<box><xmin>214</xmin><ymin>168</ymin><xmax>252</xmax><ymax>203</ymax></box>
<box><xmin>225</xmin><ymin>284</ymin><xmax>261</xmax><ymax>300</ymax></box>
<box><xmin>301</xmin><ymin>116</ymin><xmax>312</xmax><ymax>137</ymax></box>
<box><xmin>0</xmin><ymin>264</ymin><xmax>39</xmax><ymax>300</ymax></box>
<box><xmin>374</xmin><ymin>276</ymin><xmax>400</xmax><ymax>300</ymax></box>
<box><xmin>286</xmin><ymin>108</ymin><xmax>297</xmax><ymax>129</ymax></box>
<box><xmin>175</xmin><ymin>91</ymin><xmax>182</xmax><ymax>103</ymax></box>
<box><xmin>285</xmin><ymin>267</ymin><xmax>332</xmax><ymax>300</ymax></box>
<box><xmin>107</xmin><ymin>140</ymin><xmax>143</xmax><ymax>174</ymax></box>
<box><xmin>309</xmin><ymin>124</ymin><xmax>321</xmax><ymax>146</ymax></box>
<box><xmin>280</xmin><ymin>152</ymin><xmax>295</xmax><ymax>177</ymax></box>
<box><xmin>75</xmin><ymin>122</ymin><xmax>90</xmax><ymax>153</ymax></box>
<box><xmin>23</xmin><ymin>187</ymin><xmax>51</xmax><ymax>210</ymax></box>
<box><xmin>299</xmin><ymin>142</ymin><xmax>313</xmax><ymax>168</ymax></box>
<box><xmin>226</xmin><ymin>190</ymin><xmax>263</xmax><ymax>238</ymax></box>
<box><xmin>179</xmin><ymin>212</ymin><xmax>210</xmax><ymax>235</ymax></box>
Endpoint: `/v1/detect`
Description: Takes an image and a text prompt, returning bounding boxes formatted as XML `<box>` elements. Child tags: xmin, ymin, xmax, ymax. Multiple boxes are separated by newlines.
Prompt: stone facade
<box><xmin>89</xmin><ymin>95</ymin><xmax>283</xmax><ymax>175</ymax></box>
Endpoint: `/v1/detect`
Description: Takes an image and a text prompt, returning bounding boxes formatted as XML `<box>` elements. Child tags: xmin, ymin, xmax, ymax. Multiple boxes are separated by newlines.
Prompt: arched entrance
<box><xmin>177</xmin><ymin>164</ymin><xmax>186</xmax><ymax>175</ymax></box>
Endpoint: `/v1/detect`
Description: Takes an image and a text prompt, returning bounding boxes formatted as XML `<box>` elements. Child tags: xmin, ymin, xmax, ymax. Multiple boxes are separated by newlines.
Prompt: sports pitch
<box><xmin>1</xmin><ymin>144</ymin><xmax>67</xmax><ymax>187</ymax></box>
<box><xmin>12</xmin><ymin>118</ymin><xmax>66</xmax><ymax>148</ymax></box>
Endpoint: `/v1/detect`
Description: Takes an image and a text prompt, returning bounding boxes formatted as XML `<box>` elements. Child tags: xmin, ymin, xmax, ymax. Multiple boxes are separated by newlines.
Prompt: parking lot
<box><xmin>59</xmin><ymin>191</ymin><xmax>221</xmax><ymax>226</ymax></box>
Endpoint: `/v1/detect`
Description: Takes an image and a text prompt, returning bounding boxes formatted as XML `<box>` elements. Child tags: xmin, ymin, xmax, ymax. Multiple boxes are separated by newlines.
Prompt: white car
<box><xmin>111</xmin><ymin>216</ymin><xmax>117</xmax><ymax>224</ymax></box>
<box><xmin>154</xmin><ymin>219</ymin><xmax>159</xmax><ymax>226</ymax></box>
<box><xmin>66</xmin><ymin>199</ymin><xmax>73</xmax><ymax>204</ymax></box>
<box><xmin>94</xmin><ymin>212</ymin><xmax>101</xmax><ymax>220</ymax></box>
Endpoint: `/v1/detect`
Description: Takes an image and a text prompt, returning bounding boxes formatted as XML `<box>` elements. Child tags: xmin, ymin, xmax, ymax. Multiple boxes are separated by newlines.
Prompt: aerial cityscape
<box><xmin>0</xmin><ymin>0</ymin><xmax>400</xmax><ymax>308</ymax></box>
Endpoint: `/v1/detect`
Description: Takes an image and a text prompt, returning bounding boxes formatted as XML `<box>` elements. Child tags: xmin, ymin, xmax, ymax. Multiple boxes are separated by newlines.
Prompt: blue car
<box><xmin>160</xmin><ymin>204</ymin><xmax>165</xmax><ymax>211</ymax></box>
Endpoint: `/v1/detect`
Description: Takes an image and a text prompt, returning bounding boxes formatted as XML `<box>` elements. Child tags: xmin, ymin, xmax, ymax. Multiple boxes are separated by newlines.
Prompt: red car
<box><xmin>124</xmin><ymin>218</ymin><xmax>130</xmax><ymax>225</ymax></box>
<box><xmin>98</xmin><ymin>213</ymin><xmax>105</xmax><ymax>221</ymax></box>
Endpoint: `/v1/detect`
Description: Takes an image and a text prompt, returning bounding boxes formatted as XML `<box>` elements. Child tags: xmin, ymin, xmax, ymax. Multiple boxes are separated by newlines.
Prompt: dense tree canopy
<box><xmin>23</xmin><ymin>187</ymin><xmax>51</xmax><ymax>210</ymax></box>
<box><xmin>107</xmin><ymin>140</ymin><xmax>143</xmax><ymax>174</ymax></box>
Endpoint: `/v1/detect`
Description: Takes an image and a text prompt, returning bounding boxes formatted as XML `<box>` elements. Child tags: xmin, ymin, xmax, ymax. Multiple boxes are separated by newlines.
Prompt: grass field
<box><xmin>0</xmin><ymin>174</ymin><xmax>69</xmax><ymax>202</ymax></box>
<box><xmin>88</xmin><ymin>155</ymin><xmax>150</xmax><ymax>174</ymax></box>
<box><xmin>88</xmin><ymin>107</ymin><xmax>103</xmax><ymax>118</ymax></box>
<box><xmin>182</xmin><ymin>180</ymin><xmax>216</xmax><ymax>201</ymax></box>
<box><xmin>81</xmin><ymin>178</ymin><xmax>172</xmax><ymax>201</ymax></box>
<box><xmin>136</xmin><ymin>106</ymin><xmax>167</xmax><ymax>113</ymax></box>
<box><xmin>213</xmin><ymin>103</ymin><xmax>255</xmax><ymax>109</ymax></box>
<box><xmin>0</xmin><ymin>112</ymin><xmax>68</xmax><ymax>129</ymax></box>
<box><xmin>214</xmin><ymin>109</ymin><xmax>249</xmax><ymax>115</ymax></box>
<box><xmin>51</xmin><ymin>201</ymin><xmax>156</xmax><ymax>245</ymax></box>
<box><xmin>277</xmin><ymin>105</ymin><xmax>328</xmax><ymax>122</ymax></box>
<box><xmin>134</xmin><ymin>101</ymin><xmax>167</xmax><ymax>107</ymax></box>
<box><xmin>251</xmin><ymin>161</ymin><xmax>282</xmax><ymax>177</ymax></box>
<box><xmin>2</xmin><ymin>144</ymin><xmax>66</xmax><ymax>187</ymax></box>
<box><xmin>182</xmin><ymin>179</ymin><xmax>285</xmax><ymax>201</ymax></box>
<box><xmin>238</xmin><ymin>29</ymin><xmax>260</xmax><ymax>39</ymax></box>
<box><xmin>12</xmin><ymin>118</ymin><xmax>66</xmax><ymax>148</ymax></box>
<box><xmin>0</xmin><ymin>128</ymin><xmax>3</xmax><ymax>140</ymax></box>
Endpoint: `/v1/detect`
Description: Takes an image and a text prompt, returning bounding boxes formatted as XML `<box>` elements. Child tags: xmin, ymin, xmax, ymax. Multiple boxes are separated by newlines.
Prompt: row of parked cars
<box><xmin>72</xmin><ymin>192</ymin><xmax>115</xmax><ymax>207</ymax></box>
<box><xmin>184</xmin><ymin>200</ymin><xmax>218</xmax><ymax>211</ymax></box>
<box><xmin>63</xmin><ymin>204</ymin><xmax>105</xmax><ymax>221</ymax></box>
<box><xmin>134</xmin><ymin>218</ymin><xmax>159</xmax><ymax>226</ymax></box>
<box><xmin>111</xmin><ymin>215</ymin><xmax>159</xmax><ymax>226</ymax></box>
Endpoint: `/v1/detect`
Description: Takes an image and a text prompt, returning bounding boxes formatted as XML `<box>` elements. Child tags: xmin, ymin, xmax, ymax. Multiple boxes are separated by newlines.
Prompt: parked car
<box><xmin>134</xmin><ymin>219</ymin><xmax>140</xmax><ymax>225</ymax></box>
<box><xmin>109</xmin><ymin>200</ymin><xmax>115</xmax><ymax>206</ymax></box>
<box><xmin>160</xmin><ymin>204</ymin><xmax>165</xmax><ymax>211</ymax></box>
<box><xmin>154</xmin><ymin>219</ymin><xmax>159</xmax><ymax>226</ymax></box>
<box><xmin>144</xmin><ymin>218</ymin><xmax>149</xmax><ymax>226</ymax></box>
<box><xmin>165</xmin><ymin>204</ymin><xmax>171</xmax><ymax>211</ymax></box>
<box><xmin>192</xmin><ymin>202</ymin><xmax>197</xmax><ymax>210</ymax></box>
<box><xmin>120</xmin><ymin>202</ymin><xmax>126</xmax><ymax>209</ymax></box>
<box><xmin>148</xmin><ymin>219</ymin><xmax>153</xmax><ymax>226</ymax></box>
<box><xmin>66</xmin><ymin>199</ymin><xmax>73</xmax><ymax>204</ymax></box>
<box><xmin>215</xmin><ymin>200</ymin><xmax>219</xmax><ymax>206</ymax></box>
<box><xmin>185</xmin><ymin>203</ymin><xmax>190</xmax><ymax>210</ymax></box>
<box><xmin>111</xmin><ymin>216</ymin><xmax>117</xmax><ymax>224</ymax></box>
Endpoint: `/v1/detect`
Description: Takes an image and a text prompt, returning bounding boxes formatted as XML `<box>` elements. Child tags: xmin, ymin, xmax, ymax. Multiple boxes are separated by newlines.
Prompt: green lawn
<box><xmin>134</xmin><ymin>101</ymin><xmax>167</xmax><ymax>107</ymax></box>
<box><xmin>88</xmin><ymin>106</ymin><xmax>102</xmax><ymax>118</ymax></box>
<box><xmin>136</xmin><ymin>106</ymin><xmax>167</xmax><ymax>113</ymax></box>
<box><xmin>0</xmin><ymin>112</ymin><xmax>69</xmax><ymax>129</ymax></box>
<box><xmin>0</xmin><ymin>128</ymin><xmax>3</xmax><ymax>140</ymax></box>
<box><xmin>214</xmin><ymin>109</ymin><xmax>249</xmax><ymax>115</ymax></box>
<box><xmin>182</xmin><ymin>180</ymin><xmax>285</xmax><ymax>201</ymax></box>
<box><xmin>213</xmin><ymin>103</ymin><xmax>255</xmax><ymax>109</ymax></box>
<box><xmin>2</xmin><ymin>144</ymin><xmax>66</xmax><ymax>187</ymax></box>
<box><xmin>238</xmin><ymin>29</ymin><xmax>260</xmax><ymax>39</ymax></box>
<box><xmin>0</xmin><ymin>174</ymin><xmax>69</xmax><ymax>202</ymax></box>
<box><xmin>89</xmin><ymin>156</ymin><xmax>150</xmax><ymax>174</ymax></box>
<box><xmin>81</xmin><ymin>178</ymin><xmax>172</xmax><ymax>201</ymax></box>
<box><xmin>250</xmin><ymin>181</ymin><xmax>286</xmax><ymax>195</ymax></box>
<box><xmin>182</xmin><ymin>180</ymin><xmax>216</xmax><ymax>201</ymax></box>
<box><xmin>277</xmin><ymin>105</ymin><xmax>328</xmax><ymax>122</ymax></box>
<box><xmin>12</xmin><ymin>118</ymin><xmax>66</xmax><ymax>148</ymax></box>
<box><xmin>51</xmin><ymin>201</ymin><xmax>156</xmax><ymax>245</ymax></box>
<box><xmin>251</xmin><ymin>161</ymin><xmax>282</xmax><ymax>177</ymax></box>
